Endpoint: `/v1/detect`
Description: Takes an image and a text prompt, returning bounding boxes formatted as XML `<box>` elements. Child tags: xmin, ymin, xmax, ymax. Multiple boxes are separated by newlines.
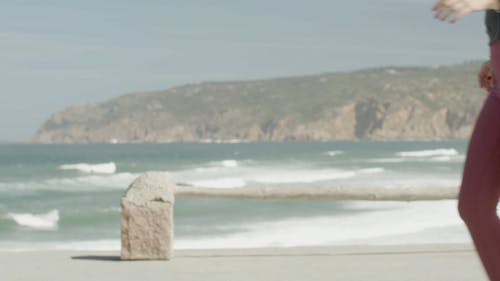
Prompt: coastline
<box><xmin>2</xmin><ymin>243</ymin><xmax>486</xmax><ymax>281</ymax></box>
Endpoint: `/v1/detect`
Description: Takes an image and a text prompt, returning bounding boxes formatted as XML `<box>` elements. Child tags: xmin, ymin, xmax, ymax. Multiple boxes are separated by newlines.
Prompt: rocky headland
<box><xmin>32</xmin><ymin>61</ymin><xmax>486</xmax><ymax>143</ymax></box>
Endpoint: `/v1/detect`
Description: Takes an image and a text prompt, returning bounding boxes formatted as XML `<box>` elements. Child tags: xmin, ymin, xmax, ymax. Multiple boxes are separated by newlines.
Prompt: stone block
<box><xmin>121</xmin><ymin>172</ymin><xmax>175</xmax><ymax>260</ymax></box>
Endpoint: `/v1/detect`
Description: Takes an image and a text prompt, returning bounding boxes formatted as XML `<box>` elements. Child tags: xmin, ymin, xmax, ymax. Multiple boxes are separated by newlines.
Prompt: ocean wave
<box><xmin>192</xmin><ymin>160</ymin><xmax>241</xmax><ymax>173</ymax></box>
<box><xmin>174</xmin><ymin>164</ymin><xmax>388</xmax><ymax>187</ymax></box>
<box><xmin>353</xmin><ymin>175</ymin><xmax>461</xmax><ymax>188</ymax></box>
<box><xmin>365</xmin><ymin>158</ymin><xmax>406</xmax><ymax>163</ymax></box>
<box><xmin>193</xmin><ymin>159</ymin><xmax>253</xmax><ymax>175</ymax></box>
<box><xmin>325</xmin><ymin>150</ymin><xmax>343</xmax><ymax>157</ymax></box>
<box><xmin>366</xmin><ymin>154</ymin><xmax>464</xmax><ymax>163</ymax></box>
<box><xmin>217</xmin><ymin>160</ymin><xmax>239</xmax><ymax>167</ymax></box>
<box><xmin>59</xmin><ymin>162</ymin><xmax>117</xmax><ymax>174</ymax></box>
<box><xmin>430</xmin><ymin>156</ymin><xmax>452</xmax><ymax>162</ymax></box>
<box><xmin>251</xmin><ymin>169</ymin><xmax>356</xmax><ymax>184</ymax></box>
<box><xmin>0</xmin><ymin>172</ymin><xmax>139</xmax><ymax>192</ymax></box>
<box><xmin>177</xmin><ymin>167</ymin><xmax>357</xmax><ymax>186</ymax></box>
<box><xmin>396</xmin><ymin>148</ymin><xmax>459</xmax><ymax>158</ymax></box>
<box><xmin>45</xmin><ymin>172</ymin><xmax>138</xmax><ymax>189</ymax></box>
<box><xmin>189</xmin><ymin>178</ymin><xmax>247</xmax><ymax>188</ymax></box>
<box><xmin>175</xmin><ymin>200</ymin><xmax>466</xmax><ymax>249</ymax></box>
<box><xmin>6</xmin><ymin>210</ymin><xmax>59</xmax><ymax>230</ymax></box>
<box><xmin>357</xmin><ymin>167</ymin><xmax>385</xmax><ymax>174</ymax></box>
<box><xmin>100</xmin><ymin>207</ymin><xmax>121</xmax><ymax>213</ymax></box>
<box><xmin>430</xmin><ymin>155</ymin><xmax>465</xmax><ymax>162</ymax></box>
<box><xmin>0</xmin><ymin>201</ymin><xmax>469</xmax><ymax>251</ymax></box>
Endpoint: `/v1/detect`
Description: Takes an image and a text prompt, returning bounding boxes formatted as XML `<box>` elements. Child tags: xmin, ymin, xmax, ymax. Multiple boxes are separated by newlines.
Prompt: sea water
<box><xmin>0</xmin><ymin>141</ymin><xmax>472</xmax><ymax>251</ymax></box>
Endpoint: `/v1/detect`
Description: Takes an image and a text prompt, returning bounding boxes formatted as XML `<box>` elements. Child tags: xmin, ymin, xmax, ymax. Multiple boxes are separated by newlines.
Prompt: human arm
<box><xmin>432</xmin><ymin>0</ymin><xmax>500</xmax><ymax>23</ymax></box>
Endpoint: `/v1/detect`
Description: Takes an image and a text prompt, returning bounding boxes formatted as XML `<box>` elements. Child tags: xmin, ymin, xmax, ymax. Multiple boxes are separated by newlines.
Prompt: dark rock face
<box><xmin>354</xmin><ymin>98</ymin><xmax>387</xmax><ymax>139</ymax></box>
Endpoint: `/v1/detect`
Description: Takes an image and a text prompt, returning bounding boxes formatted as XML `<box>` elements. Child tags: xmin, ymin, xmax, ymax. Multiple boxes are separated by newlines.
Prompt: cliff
<box><xmin>32</xmin><ymin>61</ymin><xmax>486</xmax><ymax>143</ymax></box>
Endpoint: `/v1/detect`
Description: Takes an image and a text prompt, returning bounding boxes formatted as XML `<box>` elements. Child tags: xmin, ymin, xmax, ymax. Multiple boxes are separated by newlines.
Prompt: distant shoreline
<box><xmin>0</xmin><ymin>138</ymin><xmax>471</xmax><ymax>145</ymax></box>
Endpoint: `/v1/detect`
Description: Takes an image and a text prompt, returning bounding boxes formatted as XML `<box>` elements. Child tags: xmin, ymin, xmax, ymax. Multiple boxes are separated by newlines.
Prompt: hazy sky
<box><xmin>0</xmin><ymin>0</ymin><xmax>488</xmax><ymax>141</ymax></box>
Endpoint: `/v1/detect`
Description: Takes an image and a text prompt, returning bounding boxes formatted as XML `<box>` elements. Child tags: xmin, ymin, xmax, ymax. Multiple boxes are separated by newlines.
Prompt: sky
<box><xmin>0</xmin><ymin>0</ymin><xmax>489</xmax><ymax>142</ymax></box>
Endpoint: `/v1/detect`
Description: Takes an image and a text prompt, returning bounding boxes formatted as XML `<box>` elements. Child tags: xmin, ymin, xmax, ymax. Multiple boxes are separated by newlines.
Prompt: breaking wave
<box><xmin>175</xmin><ymin>200</ymin><xmax>467</xmax><ymax>249</ymax></box>
<box><xmin>396</xmin><ymin>148</ymin><xmax>459</xmax><ymax>158</ymax></box>
<box><xmin>216</xmin><ymin>160</ymin><xmax>239</xmax><ymax>168</ymax></box>
<box><xmin>367</xmin><ymin>148</ymin><xmax>464</xmax><ymax>163</ymax></box>
<box><xmin>59</xmin><ymin>162</ymin><xmax>117</xmax><ymax>174</ymax></box>
<box><xmin>0</xmin><ymin>173</ymin><xmax>139</xmax><ymax>192</ymax></box>
<box><xmin>175</xmin><ymin>164</ymin><xmax>387</xmax><ymax>187</ymax></box>
<box><xmin>6</xmin><ymin>210</ymin><xmax>59</xmax><ymax>230</ymax></box>
<box><xmin>189</xmin><ymin>178</ymin><xmax>247</xmax><ymax>188</ymax></box>
<box><xmin>325</xmin><ymin>150</ymin><xmax>343</xmax><ymax>157</ymax></box>
<box><xmin>251</xmin><ymin>169</ymin><xmax>356</xmax><ymax>184</ymax></box>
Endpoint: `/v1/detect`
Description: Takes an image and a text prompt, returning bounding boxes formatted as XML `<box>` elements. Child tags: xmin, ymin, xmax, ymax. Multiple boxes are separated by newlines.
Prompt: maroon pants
<box><xmin>458</xmin><ymin>42</ymin><xmax>500</xmax><ymax>281</ymax></box>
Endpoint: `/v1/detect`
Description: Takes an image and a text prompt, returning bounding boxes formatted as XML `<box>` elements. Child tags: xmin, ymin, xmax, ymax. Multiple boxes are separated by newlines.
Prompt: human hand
<box><xmin>478</xmin><ymin>60</ymin><xmax>496</xmax><ymax>92</ymax></box>
<box><xmin>432</xmin><ymin>0</ymin><xmax>500</xmax><ymax>23</ymax></box>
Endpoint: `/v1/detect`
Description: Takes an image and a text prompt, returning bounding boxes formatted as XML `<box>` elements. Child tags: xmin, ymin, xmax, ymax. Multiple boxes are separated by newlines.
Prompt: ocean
<box><xmin>0</xmin><ymin>141</ymin><xmax>473</xmax><ymax>251</ymax></box>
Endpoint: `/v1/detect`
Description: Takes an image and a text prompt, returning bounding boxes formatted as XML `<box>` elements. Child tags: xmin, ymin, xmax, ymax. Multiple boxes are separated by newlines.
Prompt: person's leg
<box><xmin>458</xmin><ymin>86</ymin><xmax>500</xmax><ymax>280</ymax></box>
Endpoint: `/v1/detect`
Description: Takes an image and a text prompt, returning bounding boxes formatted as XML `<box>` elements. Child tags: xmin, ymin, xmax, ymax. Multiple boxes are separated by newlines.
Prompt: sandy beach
<box><xmin>1</xmin><ymin>243</ymin><xmax>486</xmax><ymax>281</ymax></box>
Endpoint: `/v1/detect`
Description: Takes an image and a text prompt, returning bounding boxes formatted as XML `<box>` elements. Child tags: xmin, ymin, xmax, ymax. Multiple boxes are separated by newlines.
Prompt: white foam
<box><xmin>175</xmin><ymin>164</ymin><xmax>387</xmax><ymax>187</ymax></box>
<box><xmin>430</xmin><ymin>156</ymin><xmax>452</xmax><ymax>162</ymax></box>
<box><xmin>59</xmin><ymin>162</ymin><xmax>117</xmax><ymax>174</ymax></box>
<box><xmin>200</xmin><ymin>159</ymin><xmax>240</xmax><ymax>169</ymax></box>
<box><xmin>0</xmin><ymin>172</ymin><xmax>139</xmax><ymax>192</ymax></box>
<box><xmin>0</xmin><ymin>201</ymin><xmax>470</xmax><ymax>251</ymax></box>
<box><xmin>334</xmin><ymin>168</ymin><xmax>460</xmax><ymax>188</ymax></box>
<box><xmin>325</xmin><ymin>150</ymin><xmax>343</xmax><ymax>157</ymax></box>
<box><xmin>7</xmin><ymin>210</ymin><xmax>59</xmax><ymax>230</ymax></box>
<box><xmin>366</xmin><ymin>157</ymin><xmax>406</xmax><ymax>163</ymax></box>
<box><xmin>357</xmin><ymin>167</ymin><xmax>385</xmax><ymax>174</ymax></box>
<box><xmin>192</xmin><ymin>167</ymin><xmax>221</xmax><ymax>173</ymax></box>
<box><xmin>175</xmin><ymin>200</ymin><xmax>467</xmax><ymax>249</ymax></box>
<box><xmin>252</xmin><ymin>169</ymin><xmax>356</xmax><ymax>184</ymax></box>
<box><xmin>190</xmin><ymin>178</ymin><xmax>247</xmax><ymax>188</ymax></box>
<box><xmin>175</xmin><ymin>163</ymin><xmax>364</xmax><ymax>186</ymax></box>
<box><xmin>45</xmin><ymin>172</ymin><xmax>138</xmax><ymax>190</ymax></box>
<box><xmin>396</xmin><ymin>148</ymin><xmax>459</xmax><ymax>158</ymax></box>
<box><xmin>219</xmin><ymin>160</ymin><xmax>239</xmax><ymax>167</ymax></box>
